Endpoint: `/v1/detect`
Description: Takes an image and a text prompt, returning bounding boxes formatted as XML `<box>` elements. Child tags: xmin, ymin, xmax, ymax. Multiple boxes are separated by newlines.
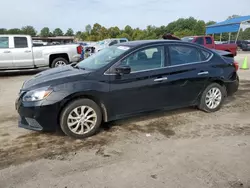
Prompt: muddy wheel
<box><xmin>51</xmin><ymin>58</ymin><xmax>69</xmax><ymax>68</ymax></box>
<box><xmin>60</xmin><ymin>99</ymin><xmax>102</xmax><ymax>139</ymax></box>
<box><xmin>198</xmin><ymin>83</ymin><xmax>226</xmax><ymax>113</ymax></box>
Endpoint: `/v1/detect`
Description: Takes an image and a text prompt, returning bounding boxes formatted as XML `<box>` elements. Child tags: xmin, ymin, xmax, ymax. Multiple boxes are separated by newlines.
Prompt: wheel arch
<box><xmin>58</xmin><ymin>92</ymin><xmax>109</xmax><ymax>126</ymax></box>
<box><xmin>206</xmin><ymin>78</ymin><xmax>227</xmax><ymax>97</ymax></box>
<box><xmin>49</xmin><ymin>53</ymin><xmax>69</xmax><ymax>67</ymax></box>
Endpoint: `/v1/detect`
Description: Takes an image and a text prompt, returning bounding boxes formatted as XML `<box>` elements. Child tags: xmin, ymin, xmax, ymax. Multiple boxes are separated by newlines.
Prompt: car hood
<box><xmin>22</xmin><ymin>65</ymin><xmax>91</xmax><ymax>90</ymax></box>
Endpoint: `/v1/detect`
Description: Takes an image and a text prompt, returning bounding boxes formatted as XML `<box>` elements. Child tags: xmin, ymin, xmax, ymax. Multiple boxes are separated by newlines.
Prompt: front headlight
<box><xmin>23</xmin><ymin>87</ymin><xmax>53</xmax><ymax>102</ymax></box>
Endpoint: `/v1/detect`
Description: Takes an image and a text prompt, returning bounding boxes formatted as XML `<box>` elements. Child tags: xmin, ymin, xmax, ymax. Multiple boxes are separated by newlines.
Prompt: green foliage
<box><xmin>21</xmin><ymin>26</ymin><xmax>37</xmax><ymax>36</ymax></box>
<box><xmin>206</xmin><ymin>21</ymin><xmax>216</xmax><ymax>26</ymax></box>
<box><xmin>0</xmin><ymin>15</ymin><xmax>249</xmax><ymax>41</ymax></box>
<box><xmin>65</xmin><ymin>28</ymin><xmax>74</xmax><ymax>36</ymax></box>
<box><xmin>85</xmin><ymin>24</ymin><xmax>92</xmax><ymax>34</ymax></box>
<box><xmin>7</xmin><ymin>28</ymin><xmax>22</xmax><ymax>34</ymax></box>
<box><xmin>0</xmin><ymin>28</ymin><xmax>7</xmax><ymax>34</ymax></box>
<box><xmin>53</xmin><ymin>28</ymin><xmax>64</xmax><ymax>36</ymax></box>
<box><xmin>227</xmin><ymin>15</ymin><xmax>240</xmax><ymax>20</ymax></box>
<box><xmin>40</xmin><ymin>27</ymin><xmax>50</xmax><ymax>37</ymax></box>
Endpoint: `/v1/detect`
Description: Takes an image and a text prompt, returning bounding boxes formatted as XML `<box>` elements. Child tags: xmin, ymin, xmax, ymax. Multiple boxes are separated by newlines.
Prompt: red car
<box><xmin>181</xmin><ymin>36</ymin><xmax>237</xmax><ymax>56</ymax></box>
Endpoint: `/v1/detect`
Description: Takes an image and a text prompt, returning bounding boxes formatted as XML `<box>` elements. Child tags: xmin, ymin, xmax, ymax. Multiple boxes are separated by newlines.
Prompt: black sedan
<box><xmin>16</xmin><ymin>40</ymin><xmax>239</xmax><ymax>139</ymax></box>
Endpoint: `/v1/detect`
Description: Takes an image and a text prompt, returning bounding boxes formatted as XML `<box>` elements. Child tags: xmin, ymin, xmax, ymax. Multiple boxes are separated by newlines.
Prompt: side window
<box><xmin>169</xmin><ymin>45</ymin><xmax>202</xmax><ymax>66</ymax></box>
<box><xmin>205</xmin><ymin>37</ymin><xmax>212</xmax><ymax>44</ymax></box>
<box><xmin>0</xmin><ymin>37</ymin><xmax>9</xmax><ymax>48</ymax></box>
<box><xmin>200</xmin><ymin>50</ymin><xmax>212</xmax><ymax>61</ymax></box>
<box><xmin>109</xmin><ymin>40</ymin><xmax>118</xmax><ymax>46</ymax></box>
<box><xmin>120</xmin><ymin>40</ymin><xmax>127</xmax><ymax>43</ymax></box>
<box><xmin>120</xmin><ymin>46</ymin><xmax>165</xmax><ymax>72</ymax></box>
<box><xmin>195</xmin><ymin>37</ymin><xmax>204</xmax><ymax>45</ymax></box>
<box><xmin>14</xmin><ymin>37</ymin><xmax>28</xmax><ymax>48</ymax></box>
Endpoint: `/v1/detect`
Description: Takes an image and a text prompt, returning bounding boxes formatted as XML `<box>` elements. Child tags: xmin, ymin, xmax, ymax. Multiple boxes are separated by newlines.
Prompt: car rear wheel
<box><xmin>198</xmin><ymin>83</ymin><xmax>226</xmax><ymax>113</ymax></box>
<box><xmin>51</xmin><ymin>57</ymin><xmax>69</xmax><ymax>68</ymax></box>
<box><xmin>60</xmin><ymin>99</ymin><xmax>102</xmax><ymax>139</ymax></box>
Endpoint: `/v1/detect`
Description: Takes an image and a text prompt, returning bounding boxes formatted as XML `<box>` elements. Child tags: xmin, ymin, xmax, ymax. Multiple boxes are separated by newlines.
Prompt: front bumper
<box><xmin>15</xmin><ymin>97</ymin><xmax>60</xmax><ymax>132</ymax></box>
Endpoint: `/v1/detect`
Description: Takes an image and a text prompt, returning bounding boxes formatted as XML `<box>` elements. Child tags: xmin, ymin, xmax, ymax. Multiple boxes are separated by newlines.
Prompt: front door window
<box><xmin>120</xmin><ymin>46</ymin><xmax>165</xmax><ymax>72</ymax></box>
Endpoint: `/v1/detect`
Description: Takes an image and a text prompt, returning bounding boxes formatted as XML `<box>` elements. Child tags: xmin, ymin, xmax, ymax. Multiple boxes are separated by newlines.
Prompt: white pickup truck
<box><xmin>0</xmin><ymin>35</ymin><xmax>82</xmax><ymax>70</ymax></box>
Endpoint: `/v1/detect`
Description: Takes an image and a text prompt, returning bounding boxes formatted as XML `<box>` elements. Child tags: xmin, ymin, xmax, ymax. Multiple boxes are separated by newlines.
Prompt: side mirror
<box><xmin>115</xmin><ymin>65</ymin><xmax>131</xmax><ymax>75</ymax></box>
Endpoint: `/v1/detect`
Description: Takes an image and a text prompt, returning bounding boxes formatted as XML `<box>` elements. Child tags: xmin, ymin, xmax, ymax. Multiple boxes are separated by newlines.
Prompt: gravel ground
<box><xmin>0</xmin><ymin>53</ymin><xmax>250</xmax><ymax>188</ymax></box>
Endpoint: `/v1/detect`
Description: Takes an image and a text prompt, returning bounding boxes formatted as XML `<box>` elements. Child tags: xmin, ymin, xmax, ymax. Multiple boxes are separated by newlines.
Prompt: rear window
<box><xmin>14</xmin><ymin>37</ymin><xmax>28</xmax><ymax>48</ymax></box>
<box><xmin>0</xmin><ymin>37</ymin><xmax>9</xmax><ymax>48</ymax></box>
<box><xmin>205</xmin><ymin>37</ymin><xmax>213</xmax><ymax>44</ymax></box>
<box><xmin>169</xmin><ymin>45</ymin><xmax>201</xmax><ymax>65</ymax></box>
<box><xmin>195</xmin><ymin>37</ymin><xmax>204</xmax><ymax>45</ymax></box>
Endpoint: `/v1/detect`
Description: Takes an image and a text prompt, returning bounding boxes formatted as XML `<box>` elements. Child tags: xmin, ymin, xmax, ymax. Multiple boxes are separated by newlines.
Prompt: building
<box><xmin>32</xmin><ymin>36</ymin><xmax>75</xmax><ymax>44</ymax></box>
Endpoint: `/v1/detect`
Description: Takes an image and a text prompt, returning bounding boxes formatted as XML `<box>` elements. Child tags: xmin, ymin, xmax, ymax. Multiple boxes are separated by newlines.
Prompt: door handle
<box><xmin>198</xmin><ymin>71</ymin><xmax>209</xmax><ymax>75</ymax></box>
<box><xmin>154</xmin><ymin>77</ymin><xmax>168</xmax><ymax>82</ymax></box>
<box><xmin>24</xmin><ymin>50</ymin><xmax>31</xmax><ymax>53</ymax></box>
<box><xmin>3</xmin><ymin>51</ymin><xmax>11</xmax><ymax>53</ymax></box>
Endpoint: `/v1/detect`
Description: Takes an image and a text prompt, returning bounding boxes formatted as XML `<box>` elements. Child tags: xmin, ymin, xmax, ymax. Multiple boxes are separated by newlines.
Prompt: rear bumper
<box><xmin>225</xmin><ymin>75</ymin><xmax>239</xmax><ymax>96</ymax></box>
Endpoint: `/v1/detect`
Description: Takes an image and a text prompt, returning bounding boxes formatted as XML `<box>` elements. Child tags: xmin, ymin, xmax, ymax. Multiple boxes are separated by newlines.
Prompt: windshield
<box><xmin>77</xmin><ymin>45</ymin><xmax>130</xmax><ymax>70</ymax></box>
<box><xmin>181</xmin><ymin>37</ymin><xmax>194</xmax><ymax>42</ymax></box>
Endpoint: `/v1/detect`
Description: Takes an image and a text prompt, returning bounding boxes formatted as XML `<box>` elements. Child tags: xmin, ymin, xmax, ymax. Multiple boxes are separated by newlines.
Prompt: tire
<box><xmin>51</xmin><ymin>57</ymin><xmax>69</xmax><ymax>68</ymax></box>
<box><xmin>60</xmin><ymin>99</ymin><xmax>102</xmax><ymax>139</ymax></box>
<box><xmin>198</xmin><ymin>83</ymin><xmax>226</xmax><ymax>113</ymax></box>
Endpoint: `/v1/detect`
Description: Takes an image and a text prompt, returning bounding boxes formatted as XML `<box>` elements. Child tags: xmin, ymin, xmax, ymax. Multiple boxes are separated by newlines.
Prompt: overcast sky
<box><xmin>1</xmin><ymin>0</ymin><xmax>249</xmax><ymax>32</ymax></box>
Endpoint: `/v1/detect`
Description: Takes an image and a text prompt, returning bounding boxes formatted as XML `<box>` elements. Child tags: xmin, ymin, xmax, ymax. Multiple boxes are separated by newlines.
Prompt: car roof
<box><xmin>117</xmin><ymin>39</ymin><xmax>186</xmax><ymax>47</ymax></box>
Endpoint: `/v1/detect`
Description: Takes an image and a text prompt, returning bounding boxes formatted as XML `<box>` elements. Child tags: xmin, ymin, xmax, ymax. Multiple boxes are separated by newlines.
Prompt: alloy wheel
<box><xmin>67</xmin><ymin>106</ymin><xmax>97</xmax><ymax>135</ymax></box>
<box><xmin>205</xmin><ymin>87</ymin><xmax>222</xmax><ymax>109</ymax></box>
<box><xmin>55</xmin><ymin>61</ymin><xmax>67</xmax><ymax>67</ymax></box>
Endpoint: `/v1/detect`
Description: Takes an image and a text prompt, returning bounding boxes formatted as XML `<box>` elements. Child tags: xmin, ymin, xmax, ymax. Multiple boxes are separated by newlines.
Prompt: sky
<box><xmin>0</xmin><ymin>0</ymin><xmax>250</xmax><ymax>32</ymax></box>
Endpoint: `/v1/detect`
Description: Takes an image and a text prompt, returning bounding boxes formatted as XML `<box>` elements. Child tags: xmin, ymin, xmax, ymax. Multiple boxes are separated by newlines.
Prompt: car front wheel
<box><xmin>60</xmin><ymin>99</ymin><xmax>102</xmax><ymax>139</ymax></box>
<box><xmin>198</xmin><ymin>83</ymin><xmax>226</xmax><ymax>113</ymax></box>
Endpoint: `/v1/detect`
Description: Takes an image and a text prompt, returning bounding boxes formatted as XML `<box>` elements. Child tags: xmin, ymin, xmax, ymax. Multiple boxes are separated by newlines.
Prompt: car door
<box><xmin>0</xmin><ymin>36</ymin><xmax>13</xmax><ymax>69</ymax></box>
<box><xmin>164</xmin><ymin>44</ymin><xmax>213</xmax><ymax>107</ymax></box>
<box><xmin>106</xmin><ymin>45</ymin><xmax>176</xmax><ymax>118</ymax></box>
<box><xmin>12</xmin><ymin>36</ymin><xmax>33</xmax><ymax>68</ymax></box>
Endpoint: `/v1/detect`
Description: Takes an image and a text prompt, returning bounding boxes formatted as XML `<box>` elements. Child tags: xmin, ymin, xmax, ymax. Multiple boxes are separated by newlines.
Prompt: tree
<box><xmin>75</xmin><ymin>31</ymin><xmax>82</xmax><ymax>38</ymax></box>
<box><xmin>65</xmin><ymin>28</ymin><xmax>74</xmax><ymax>36</ymax></box>
<box><xmin>174</xmin><ymin>29</ymin><xmax>194</xmax><ymax>38</ymax></box>
<box><xmin>227</xmin><ymin>15</ymin><xmax>240</xmax><ymax>20</ymax></box>
<box><xmin>241</xmin><ymin>28</ymin><xmax>250</xmax><ymax>40</ymax></box>
<box><xmin>85</xmin><ymin>24</ymin><xmax>92</xmax><ymax>34</ymax></box>
<box><xmin>92</xmin><ymin>23</ymin><xmax>102</xmax><ymax>35</ymax></box>
<box><xmin>206</xmin><ymin>21</ymin><xmax>216</xmax><ymax>26</ymax></box>
<box><xmin>21</xmin><ymin>26</ymin><xmax>37</xmax><ymax>36</ymax></box>
<box><xmin>194</xmin><ymin>20</ymin><xmax>206</xmax><ymax>35</ymax></box>
<box><xmin>7</xmin><ymin>28</ymin><xmax>22</xmax><ymax>34</ymax></box>
<box><xmin>40</xmin><ymin>27</ymin><xmax>50</xmax><ymax>37</ymax></box>
<box><xmin>124</xmin><ymin>25</ymin><xmax>133</xmax><ymax>36</ymax></box>
<box><xmin>108</xmin><ymin>27</ymin><xmax>120</xmax><ymax>38</ymax></box>
<box><xmin>53</xmin><ymin>28</ymin><xmax>64</xmax><ymax>36</ymax></box>
<box><xmin>0</xmin><ymin>28</ymin><xmax>7</xmax><ymax>34</ymax></box>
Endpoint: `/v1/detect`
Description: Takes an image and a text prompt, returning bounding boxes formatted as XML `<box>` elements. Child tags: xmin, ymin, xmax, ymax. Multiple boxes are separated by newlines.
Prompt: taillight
<box><xmin>233</xmin><ymin>61</ymin><xmax>239</xmax><ymax>71</ymax></box>
<box><xmin>77</xmin><ymin>45</ymin><xmax>83</xmax><ymax>54</ymax></box>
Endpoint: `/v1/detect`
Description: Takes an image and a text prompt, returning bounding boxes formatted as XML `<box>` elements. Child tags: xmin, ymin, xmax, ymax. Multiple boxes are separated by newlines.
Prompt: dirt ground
<box><xmin>0</xmin><ymin>53</ymin><xmax>250</xmax><ymax>188</ymax></box>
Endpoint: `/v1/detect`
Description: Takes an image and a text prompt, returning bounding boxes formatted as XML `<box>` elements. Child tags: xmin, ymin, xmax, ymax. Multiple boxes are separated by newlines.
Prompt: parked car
<box><xmin>181</xmin><ymin>36</ymin><xmax>238</xmax><ymax>56</ymax></box>
<box><xmin>241</xmin><ymin>41</ymin><xmax>250</xmax><ymax>51</ymax></box>
<box><xmin>0</xmin><ymin>35</ymin><xmax>83</xmax><ymax>70</ymax></box>
<box><xmin>95</xmin><ymin>38</ymin><xmax>129</xmax><ymax>52</ymax></box>
<box><xmin>16</xmin><ymin>40</ymin><xmax>239</xmax><ymax>139</ymax></box>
